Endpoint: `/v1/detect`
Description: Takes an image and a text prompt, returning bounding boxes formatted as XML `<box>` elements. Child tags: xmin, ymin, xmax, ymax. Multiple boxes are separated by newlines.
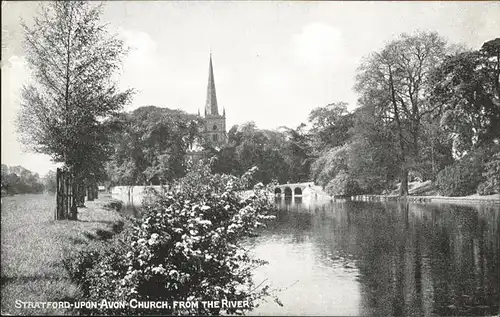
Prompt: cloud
<box><xmin>291</xmin><ymin>22</ymin><xmax>349</xmax><ymax>72</ymax></box>
<box><xmin>115</xmin><ymin>28</ymin><xmax>169</xmax><ymax>109</ymax></box>
<box><xmin>118</xmin><ymin>28</ymin><xmax>159</xmax><ymax>69</ymax></box>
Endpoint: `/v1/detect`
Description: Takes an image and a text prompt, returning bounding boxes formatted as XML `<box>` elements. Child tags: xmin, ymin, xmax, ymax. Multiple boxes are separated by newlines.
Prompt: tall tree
<box><xmin>355</xmin><ymin>31</ymin><xmax>448</xmax><ymax>195</ymax></box>
<box><xmin>430</xmin><ymin>38</ymin><xmax>500</xmax><ymax>157</ymax></box>
<box><xmin>17</xmin><ymin>1</ymin><xmax>133</xmax><ymax>218</ymax></box>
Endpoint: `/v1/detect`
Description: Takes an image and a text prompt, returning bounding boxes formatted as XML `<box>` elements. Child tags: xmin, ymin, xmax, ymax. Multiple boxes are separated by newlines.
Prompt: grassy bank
<box><xmin>1</xmin><ymin>193</ymin><xmax>126</xmax><ymax>315</ymax></box>
<box><xmin>389</xmin><ymin>180</ymin><xmax>499</xmax><ymax>201</ymax></box>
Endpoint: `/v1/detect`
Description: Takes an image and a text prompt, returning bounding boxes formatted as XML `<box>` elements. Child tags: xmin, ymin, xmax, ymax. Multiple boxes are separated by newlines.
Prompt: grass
<box><xmin>1</xmin><ymin>192</ymin><xmax>126</xmax><ymax>315</ymax></box>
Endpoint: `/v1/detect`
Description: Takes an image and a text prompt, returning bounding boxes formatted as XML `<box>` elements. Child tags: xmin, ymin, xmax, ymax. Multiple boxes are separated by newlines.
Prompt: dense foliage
<box><xmin>105</xmin><ymin>106</ymin><xmax>203</xmax><ymax>186</ymax></box>
<box><xmin>430</xmin><ymin>38</ymin><xmax>500</xmax><ymax>156</ymax></box>
<box><xmin>209</xmin><ymin>122</ymin><xmax>312</xmax><ymax>185</ymax></box>
<box><xmin>310</xmin><ymin>35</ymin><xmax>499</xmax><ymax>197</ymax></box>
<box><xmin>435</xmin><ymin>159</ymin><xmax>483</xmax><ymax>197</ymax></box>
<box><xmin>100</xmin><ymin>35</ymin><xmax>497</xmax><ymax>199</ymax></box>
<box><xmin>324</xmin><ymin>170</ymin><xmax>360</xmax><ymax>196</ymax></box>
<box><xmin>435</xmin><ymin>145</ymin><xmax>499</xmax><ymax>196</ymax></box>
<box><xmin>477</xmin><ymin>148</ymin><xmax>500</xmax><ymax>195</ymax></box>
<box><xmin>1</xmin><ymin>165</ymin><xmax>45</xmax><ymax>195</ymax></box>
<box><xmin>66</xmin><ymin>161</ymin><xmax>279</xmax><ymax>315</ymax></box>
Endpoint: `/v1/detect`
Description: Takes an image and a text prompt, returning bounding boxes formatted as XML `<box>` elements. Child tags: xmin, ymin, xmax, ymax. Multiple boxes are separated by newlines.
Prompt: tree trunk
<box><xmin>399</xmin><ymin>168</ymin><xmax>409</xmax><ymax>197</ymax></box>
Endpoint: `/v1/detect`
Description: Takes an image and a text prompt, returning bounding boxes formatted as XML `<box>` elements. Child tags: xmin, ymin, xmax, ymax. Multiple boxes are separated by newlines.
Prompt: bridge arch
<box><xmin>294</xmin><ymin>187</ymin><xmax>302</xmax><ymax>196</ymax></box>
<box><xmin>274</xmin><ymin>188</ymin><xmax>282</xmax><ymax>195</ymax></box>
<box><xmin>284</xmin><ymin>187</ymin><xmax>292</xmax><ymax>197</ymax></box>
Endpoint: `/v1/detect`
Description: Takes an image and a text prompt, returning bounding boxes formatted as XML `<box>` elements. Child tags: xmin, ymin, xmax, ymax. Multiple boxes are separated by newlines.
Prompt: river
<box><xmin>247</xmin><ymin>197</ymin><xmax>500</xmax><ymax>316</ymax></box>
<box><xmin>116</xmin><ymin>192</ymin><xmax>499</xmax><ymax>316</ymax></box>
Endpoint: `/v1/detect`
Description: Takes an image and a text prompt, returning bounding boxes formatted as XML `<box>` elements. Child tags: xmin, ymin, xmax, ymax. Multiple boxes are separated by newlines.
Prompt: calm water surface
<box><xmin>118</xmin><ymin>194</ymin><xmax>499</xmax><ymax>316</ymax></box>
<box><xmin>247</xmin><ymin>197</ymin><xmax>500</xmax><ymax>316</ymax></box>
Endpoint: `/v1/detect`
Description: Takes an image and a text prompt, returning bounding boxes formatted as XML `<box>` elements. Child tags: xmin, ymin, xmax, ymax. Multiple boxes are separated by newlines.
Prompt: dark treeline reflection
<box><xmin>269</xmin><ymin>198</ymin><xmax>499</xmax><ymax>316</ymax></box>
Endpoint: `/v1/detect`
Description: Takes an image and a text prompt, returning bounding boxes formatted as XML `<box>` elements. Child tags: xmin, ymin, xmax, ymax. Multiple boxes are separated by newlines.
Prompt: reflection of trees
<box><xmin>347</xmin><ymin>202</ymin><xmax>500</xmax><ymax>316</ymax></box>
<box><xmin>269</xmin><ymin>199</ymin><xmax>499</xmax><ymax>315</ymax></box>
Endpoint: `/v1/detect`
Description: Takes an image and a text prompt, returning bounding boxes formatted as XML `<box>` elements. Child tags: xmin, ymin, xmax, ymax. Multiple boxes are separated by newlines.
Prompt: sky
<box><xmin>2</xmin><ymin>1</ymin><xmax>499</xmax><ymax>176</ymax></box>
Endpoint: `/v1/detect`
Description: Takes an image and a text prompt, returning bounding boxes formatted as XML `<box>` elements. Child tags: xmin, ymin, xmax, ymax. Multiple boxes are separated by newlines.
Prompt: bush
<box><xmin>63</xmin><ymin>242</ymin><xmax>127</xmax><ymax>305</ymax></box>
<box><xmin>436</xmin><ymin>158</ymin><xmax>482</xmax><ymax>197</ymax></box>
<box><xmin>435</xmin><ymin>145</ymin><xmax>497</xmax><ymax>197</ymax></box>
<box><xmin>325</xmin><ymin>170</ymin><xmax>361</xmax><ymax>196</ymax></box>
<box><xmin>68</xmin><ymin>160</ymin><xmax>278</xmax><ymax>315</ymax></box>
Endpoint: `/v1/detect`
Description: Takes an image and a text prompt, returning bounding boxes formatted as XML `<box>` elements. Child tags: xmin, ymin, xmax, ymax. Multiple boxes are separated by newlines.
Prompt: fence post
<box><xmin>69</xmin><ymin>169</ymin><xmax>77</xmax><ymax>220</ymax></box>
<box><xmin>55</xmin><ymin>168</ymin><xmax>61</xmax><ymax>220</ymax></box>
<box><xmin>87</xmin><ymin>183</ymin><xmax>94</xmax><ymax>201</ymax></box>
<box><xmin>63</xmin><ymin>170</ymin><xmax>68</xmax><ymax>219</ymax></box>
<box><xmin>76</xmin><ymin>179</ymin><xmax>85</xmax><ymax>207</ymax></box>
<box><xmin>65</xmin><ymin>170</ymin><xmax>70</xmax><ymax>219</ymax></box>
<box><xmin>59</xmin><ymin>168</ymin><xmax>69</xmax><ymax>220</ymax></box>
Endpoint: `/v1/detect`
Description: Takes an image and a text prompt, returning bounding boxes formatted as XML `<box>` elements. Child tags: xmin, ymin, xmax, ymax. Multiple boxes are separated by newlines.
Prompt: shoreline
<box><xmin>350</xmin><ymin>193</ymin><xmax>500</xmax><ymax>205</ymax></box>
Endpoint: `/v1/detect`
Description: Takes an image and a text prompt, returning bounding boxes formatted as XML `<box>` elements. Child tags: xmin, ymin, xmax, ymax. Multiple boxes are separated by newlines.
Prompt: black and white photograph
<box><xmin>1</xmin><ymin>1</ymin><xmax>499</xmax><ymax>316</ymax></box>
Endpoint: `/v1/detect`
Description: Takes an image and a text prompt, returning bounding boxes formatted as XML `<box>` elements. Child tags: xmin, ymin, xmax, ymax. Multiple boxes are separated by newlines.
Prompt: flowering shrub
<box><xmin>69</xmin><ymin>160</ymin><xmax>278</xmax><ymax>315</ymax></box>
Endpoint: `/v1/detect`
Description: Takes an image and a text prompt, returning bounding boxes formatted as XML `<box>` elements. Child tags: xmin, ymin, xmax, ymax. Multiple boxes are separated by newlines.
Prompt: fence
<box><xmin>55</xmin><ymin>168</ymin><xmax>77</xmax><ymax>220</ymax></box>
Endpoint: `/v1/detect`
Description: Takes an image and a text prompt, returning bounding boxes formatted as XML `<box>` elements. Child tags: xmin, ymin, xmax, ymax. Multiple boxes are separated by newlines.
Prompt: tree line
<box><xmin>17</xmin><ymin>1</ymin><xmax>499</xmax><ymax>220</ymax></box>
<box><xmin>1</xmin><ymin>165</ymin><xmax>56</xmax><ymax>195</ymax></box>
<box><xmin>213</xmin><ymin>33</ymin><xmax>499</xmax><ymax>197</ymax></box>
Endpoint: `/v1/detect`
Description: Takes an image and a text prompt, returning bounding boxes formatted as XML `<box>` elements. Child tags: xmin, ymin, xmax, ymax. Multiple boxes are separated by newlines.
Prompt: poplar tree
<box><xmin>17</xmin><ymin>1</ymin><xmax>133</xmax><ymax>219</ymax></box>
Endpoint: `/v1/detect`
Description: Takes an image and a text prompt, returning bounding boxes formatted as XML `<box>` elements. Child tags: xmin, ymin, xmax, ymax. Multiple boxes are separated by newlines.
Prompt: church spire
<box><xmin>205</xmin><ymin>53</ymin><xmax>219</xmax><ymax>117</ymax></box>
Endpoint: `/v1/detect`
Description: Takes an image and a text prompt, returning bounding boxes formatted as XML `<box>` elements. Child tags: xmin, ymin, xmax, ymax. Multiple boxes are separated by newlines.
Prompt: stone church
<box><xmin>188</xmin><ymin>54</ymin><xmax>227</xmax><ymax>155</ymax></box>
<box><xmin>200</xmin><ymin>54</ymin><xmax>227</xmax><ymax>147</ymax></box>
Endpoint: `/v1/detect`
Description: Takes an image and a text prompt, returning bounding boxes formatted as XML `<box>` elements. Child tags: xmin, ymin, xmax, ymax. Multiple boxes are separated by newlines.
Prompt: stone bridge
<box><xmin>273</xmin><ymin>182</ymin><xmax>315</xmax><ymax>198</ymax></box>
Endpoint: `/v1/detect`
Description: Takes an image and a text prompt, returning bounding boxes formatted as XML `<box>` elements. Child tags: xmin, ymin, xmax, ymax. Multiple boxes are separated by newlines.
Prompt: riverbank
<box><xmin>351</xmin><ymin>193</ymin><xmax>500</xmax><ymax>205</ymax></box>
<box><xmin>1</xmin><ymin>193</ymin><xmax>126</xmax><ymax>315</ymax></box>
<box><xmin>346</xmin><ymin>180</ymin><xmax>498</xmax><ymax>205</ymax></box>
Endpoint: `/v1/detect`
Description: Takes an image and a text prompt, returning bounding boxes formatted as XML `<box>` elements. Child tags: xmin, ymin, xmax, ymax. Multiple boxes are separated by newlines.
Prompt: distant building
<box><xmin>201</xmin><ymin>53</ymin><xmax>227</xmax><ymax>147</ymax></box>
<box><xmin>188</xmin><ymin>54</ymin><xmax>227</xmax><ymax>156</ymax></box>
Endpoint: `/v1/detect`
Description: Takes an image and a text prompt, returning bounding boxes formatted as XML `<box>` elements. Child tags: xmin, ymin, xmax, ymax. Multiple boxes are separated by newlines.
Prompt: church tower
<box><xmin>201</xmin><ymin>54</ymin><xmax>226</xmax><ymax>146</ymax></box>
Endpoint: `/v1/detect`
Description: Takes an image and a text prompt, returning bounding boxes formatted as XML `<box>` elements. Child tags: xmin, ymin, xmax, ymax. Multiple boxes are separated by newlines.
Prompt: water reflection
<box><xmin>248</xmin><ymin>199</ymin><xmax>500</xmax><ymax>316</ymax></box>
